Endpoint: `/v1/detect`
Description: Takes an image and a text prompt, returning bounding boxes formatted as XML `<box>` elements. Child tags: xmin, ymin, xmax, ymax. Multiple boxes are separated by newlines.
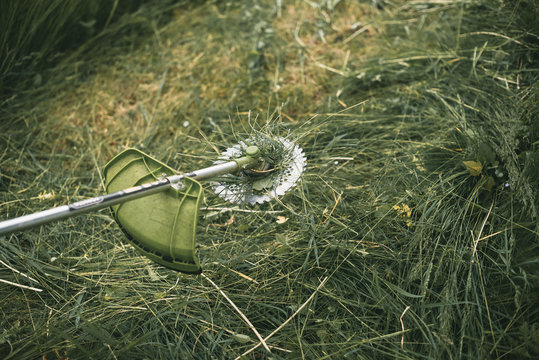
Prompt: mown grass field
<box><xmin>1</xmin><ymin>0</ymin><xmax>538</xmax><ymax>359</ymax></box>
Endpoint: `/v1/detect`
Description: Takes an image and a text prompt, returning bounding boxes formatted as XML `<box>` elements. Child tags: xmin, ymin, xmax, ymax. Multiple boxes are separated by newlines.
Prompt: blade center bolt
<box><xmin>245</xmin><ymin>145</ymin><xmax>260</xmax><ymax>158</ymax></box>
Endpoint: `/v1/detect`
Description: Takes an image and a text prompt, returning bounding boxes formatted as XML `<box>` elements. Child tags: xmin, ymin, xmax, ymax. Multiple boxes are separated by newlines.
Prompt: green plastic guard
<box><xmin>103</xmin><ymin>148</ymin><xmax>203</xmax><ymax>273</ymax></box>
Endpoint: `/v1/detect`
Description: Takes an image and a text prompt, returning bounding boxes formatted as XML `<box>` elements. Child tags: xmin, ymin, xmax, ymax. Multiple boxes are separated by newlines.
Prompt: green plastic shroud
<box><xmin>103</xmin><ymin>148</ymin><xmax>203</xmax><ymax>274</ymax></box>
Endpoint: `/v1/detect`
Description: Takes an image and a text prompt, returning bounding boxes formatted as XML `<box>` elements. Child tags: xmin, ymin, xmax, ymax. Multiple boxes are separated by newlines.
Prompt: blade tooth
<box><xmin>255</xmin><ymin>197</ymin><xmax>269</xmax><ymax>204</ymax></box>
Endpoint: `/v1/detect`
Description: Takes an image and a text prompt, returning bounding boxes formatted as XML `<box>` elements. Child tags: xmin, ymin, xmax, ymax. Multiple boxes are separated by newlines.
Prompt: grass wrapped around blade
<box><xmin>212</xmin><ymin>132</ymin><xmax>306</xmax><ymax>205</ymax></box>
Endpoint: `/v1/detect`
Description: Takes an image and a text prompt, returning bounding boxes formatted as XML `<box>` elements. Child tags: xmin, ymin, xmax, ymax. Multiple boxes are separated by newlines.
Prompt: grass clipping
<box><xmin>0</xmin><ymin>0</ymin><xmax>538</xmax><ymax>359</ymax></box>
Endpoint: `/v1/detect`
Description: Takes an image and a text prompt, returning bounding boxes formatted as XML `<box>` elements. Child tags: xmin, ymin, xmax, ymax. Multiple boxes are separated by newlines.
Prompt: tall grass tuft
<box><xmin>0</xmin><ymin>0</ymin><xmax>165</xmax><ymax>93</ymax></box>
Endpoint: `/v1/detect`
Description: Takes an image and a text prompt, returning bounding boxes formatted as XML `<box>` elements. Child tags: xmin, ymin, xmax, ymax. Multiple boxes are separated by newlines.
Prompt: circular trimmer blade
<box><xmin>212</xmin><ymin>136</ymin><xmax>306</xmax><ymax>204</ymax></box>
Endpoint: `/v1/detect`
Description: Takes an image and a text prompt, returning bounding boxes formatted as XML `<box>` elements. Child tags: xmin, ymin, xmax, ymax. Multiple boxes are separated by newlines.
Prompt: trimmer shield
<box><xmin>104</xmin><ymin>149</ymin><xmax>203</xmax><ymax>273</ymax></box>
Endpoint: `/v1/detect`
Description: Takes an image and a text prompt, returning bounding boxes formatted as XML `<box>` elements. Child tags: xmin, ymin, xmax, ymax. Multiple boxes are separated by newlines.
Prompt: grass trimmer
<box><xmin>0</xmin><ymin>136</ymin><xmax>306</xmax><ymax>273</ymax></box>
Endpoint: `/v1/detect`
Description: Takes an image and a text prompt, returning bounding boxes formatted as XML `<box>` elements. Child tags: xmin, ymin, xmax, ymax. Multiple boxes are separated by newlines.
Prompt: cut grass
<box><xmin>0</xmin><ymin>0</ymin><xmax>538</xmax><ymax>359</ymax></box>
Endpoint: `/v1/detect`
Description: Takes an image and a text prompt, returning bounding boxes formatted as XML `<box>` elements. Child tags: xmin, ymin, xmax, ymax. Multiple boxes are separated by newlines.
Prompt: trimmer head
<box><xmin>102</xmin><ymin>137</ymin><xmax>305</xmax><ymax>273</ymax></box>
<box><xmin>213</xmin><ymin>136</ymin><xmax>307</xmax><ymax>204</ymax></box>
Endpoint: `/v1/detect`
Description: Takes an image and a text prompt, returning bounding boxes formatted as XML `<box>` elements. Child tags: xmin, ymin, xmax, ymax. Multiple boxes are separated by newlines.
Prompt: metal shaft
<box><xmin>0</xmin><ymin>178</ymin><xmax>172</xmax><ymax>236</ymax></box>
<box><xmin>0</xmin><ymin>151</ymin><xmax>259</xmax><ymax>236</ymax></box>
